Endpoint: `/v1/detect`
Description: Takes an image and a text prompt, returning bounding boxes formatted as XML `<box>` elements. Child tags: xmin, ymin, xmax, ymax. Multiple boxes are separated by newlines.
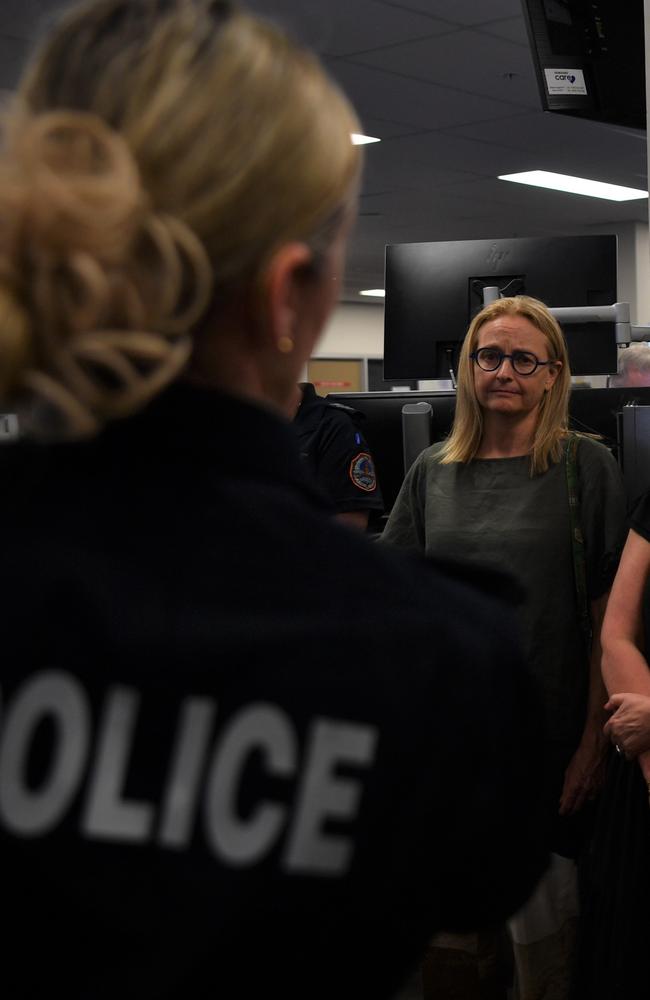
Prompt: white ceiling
<box><xmin>2</xmin><ymin>0</ymin><xmax>647</xmax><ymax>302</ymax></box>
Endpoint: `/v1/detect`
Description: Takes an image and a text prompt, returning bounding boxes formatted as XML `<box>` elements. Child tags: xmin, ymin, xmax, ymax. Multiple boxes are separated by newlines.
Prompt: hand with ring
<box><xmin>604</xmin><ymin>694</ymin><xmax>650</xmax><ymax>759</ymax></box>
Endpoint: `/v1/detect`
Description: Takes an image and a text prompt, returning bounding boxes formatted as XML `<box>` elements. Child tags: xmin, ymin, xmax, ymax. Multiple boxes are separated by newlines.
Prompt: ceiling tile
<box><xmin>366</xmin><ymin>127</ymin><xmax>537</xmax><ymax>182</ymax></box>
<box><xmin>446</xmin><ymin>112</ymin><xmax>648</xmax><ymax>188</ymax></box>
<box><xmin>326</xmin><ymin>58</ymin><xmax>534</xmax><ymax>130</ymax></box>
<box><xmin>1</xmin><ymin>1</ymin><xmax>44</xmax><ymax>39</ymax></box>
<box><xmin>475</xmin><ymin>16</ymin><xmax>531</xmax><ymax>46</ymax></box>
<box><xmin>362</xmin><ymin>142</ymin><xmax>479</xmax><ymax>195</ymax></box>
<box><xmin>379</xmin><ymin>0</ymin><xmax>524</xmax><ymax>27</ymax></box>
<box><xmin>352</xmin><ymin>27</ymin><xmax>539</xmax><ymax>109</ymax></box>
<box><xmin>248</xmin><ymin>0</ymin><xmax>451</xmax><ymax>54</ymax></box>
<box><xmin>0</xmin><ymin>34</ymin><xmax>30</xmax><ymax>89</ymax></box>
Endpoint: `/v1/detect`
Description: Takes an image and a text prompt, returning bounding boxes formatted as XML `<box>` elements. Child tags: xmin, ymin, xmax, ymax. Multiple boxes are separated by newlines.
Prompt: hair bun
<box><xmin>0</xmin><ymin>110</ymin><xmax>214</xmax><ymax>437</ymax></box>
<box><xmin>0</xmin><ymin>282</ymin><xmax>31</xmax><ymax>397</ymax></box>
<box><xmin>6</xmin><ymin>110</ymin><xmax>145</xmax><ymax>263</ymax></box>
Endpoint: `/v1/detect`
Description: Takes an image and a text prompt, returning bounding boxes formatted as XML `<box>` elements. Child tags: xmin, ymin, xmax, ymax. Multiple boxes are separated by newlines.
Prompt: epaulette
<box><xmin>327</xmin><ymin>401</ymin><xmax>364</xmax><ymax>421</ymax></box>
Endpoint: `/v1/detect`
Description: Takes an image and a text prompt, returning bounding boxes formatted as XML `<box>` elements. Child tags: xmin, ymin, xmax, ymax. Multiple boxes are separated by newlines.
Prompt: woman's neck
<box><xmin>476</xmin><ymin>411</ymin><xmax>538</xmax><ymax>458</ymax></box>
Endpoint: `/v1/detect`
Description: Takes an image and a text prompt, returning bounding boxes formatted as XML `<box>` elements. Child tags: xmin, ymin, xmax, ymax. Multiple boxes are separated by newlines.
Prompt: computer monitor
<box><xmin>522</xmin><ymin>0</ymin><xmax>645</xmax><ymax>131</ymax></box>
<box><xmin>383</xmin><ymin>234</ymin><xmax>618</xmax><ymax>380</ymax></box>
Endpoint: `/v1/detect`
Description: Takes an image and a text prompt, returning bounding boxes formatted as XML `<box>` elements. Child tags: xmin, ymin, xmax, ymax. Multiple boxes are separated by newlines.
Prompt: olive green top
<box><xmin>382</xmin><ymin>437</ymin><xmax>626</xmax><ymax>746</ymax></box>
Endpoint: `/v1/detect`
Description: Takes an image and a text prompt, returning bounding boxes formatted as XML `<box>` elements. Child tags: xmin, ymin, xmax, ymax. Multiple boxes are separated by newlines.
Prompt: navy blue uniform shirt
<box><xmin>294</xmin><ymin>382</ymin><xmax>384</xmax><ymax>517</ymax></box>
<box><xmin>0</xmin><ymin>383</ymin><xmax>547</xmax><ymax>999</ymax></box>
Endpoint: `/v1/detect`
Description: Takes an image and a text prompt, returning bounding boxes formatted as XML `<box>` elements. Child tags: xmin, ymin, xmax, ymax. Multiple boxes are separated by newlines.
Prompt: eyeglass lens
<box><xmin>476</xmin><ymin>348</ymin><xmax>538</xmax><ymax>375</ymax></box>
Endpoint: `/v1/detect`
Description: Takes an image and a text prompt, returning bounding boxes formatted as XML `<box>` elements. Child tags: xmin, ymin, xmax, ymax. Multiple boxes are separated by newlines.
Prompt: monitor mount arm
<box><xmin>482</xmin><ymin>287</ymin><xmax>649</xmax><ymax>347</ymax></box>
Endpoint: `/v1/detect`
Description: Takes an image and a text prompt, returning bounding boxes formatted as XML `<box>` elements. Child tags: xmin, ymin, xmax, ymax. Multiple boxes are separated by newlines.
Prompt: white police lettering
<box><xmin>82</xmin><ymin>686</ymin><xmax>154</xmax><ymax>841</ymax></box>
<box><xmin>285</xmin><ymin>720</ymin><xmax>378</xmax><ymax>875</ymax></box>
<box><xmin>0</xmin><ymin>672</ymin><xmax>378</xmax><ymax>876</ymax></box>
<box><xmin>0</xmin><ymin>671</ymin><xmax>90</xmax><ymax>835</ymax></box>
<box><xmin>205</xmin><ymin>704</ymin><xmax>295</xmax><ymax>864</ymax></box>
<box><xmin>159</xmin><ymin>697</ymin><xmax>216</xmax><ymax>848</ymax></box>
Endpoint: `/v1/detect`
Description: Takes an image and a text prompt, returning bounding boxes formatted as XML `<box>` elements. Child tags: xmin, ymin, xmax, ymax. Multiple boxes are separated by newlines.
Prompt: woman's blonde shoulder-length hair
<box><xmin>439</xmin><ymin>295</ymin><xmax>572</xmax><ymax>475</ymax></box>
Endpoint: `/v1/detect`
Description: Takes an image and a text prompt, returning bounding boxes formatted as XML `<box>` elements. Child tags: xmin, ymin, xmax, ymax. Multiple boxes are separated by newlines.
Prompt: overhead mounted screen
<box><xmin>522</xmin><ymin>0</ymin><xmax>645</xmax><ymax>131</ymax></box>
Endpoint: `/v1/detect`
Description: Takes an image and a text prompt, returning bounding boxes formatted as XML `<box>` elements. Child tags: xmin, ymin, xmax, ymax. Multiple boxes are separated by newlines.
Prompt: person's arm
<box><xmin>600</xmin><ymin>528</ymin><xmax>650</xmax><ymax>777</ymax></box>
<box><xmin>558</xmin><ymin>439</ymin><xmax>626</xmax><ymax>815</ymax></box>
<box><xmin>601</xmin><ymin>528</ymin><xmax>650</xmax><ymax>696</ymax></box>
<box><xmin>603</xmin><ymin>694</ymin><xmax>650</xmax><ymax>763</ymax></box>
<box><xmin>559</xmin><ymin>591</ymin><xmax>609</xmax><ymax>815</ymax></box>
<box><xmin>312</xmin><ymin>408</ymin><xmax>384</xmax><ymax>528</ymax></box>
<box><xmin>336</xmin><ymin>510</ymin><xmax>369</xmax><ymax>531</ymax></box>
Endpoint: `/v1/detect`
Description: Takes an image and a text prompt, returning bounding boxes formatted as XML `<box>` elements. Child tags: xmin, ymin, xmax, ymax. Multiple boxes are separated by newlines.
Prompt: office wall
<box><xmin>314</xmin><ymin>302</ymin><xmax>383</xmax><ymax>358</ymax></box>
<box><xmin>635</xmin><ymin>224</ymin><xmax>650</xmax><ymax>323</ymax></box>
<box><xmin>588</xmin><ymin>221</ymin><xmax>650</xmax><ymax>325</ymax></box>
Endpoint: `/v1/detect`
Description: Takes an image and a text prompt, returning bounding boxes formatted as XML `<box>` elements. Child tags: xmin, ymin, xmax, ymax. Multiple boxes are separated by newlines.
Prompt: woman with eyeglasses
<box><xmin>383</xmin><ymin>294</ymin><xmax>626</xmax><ymax>1000</ymax></box>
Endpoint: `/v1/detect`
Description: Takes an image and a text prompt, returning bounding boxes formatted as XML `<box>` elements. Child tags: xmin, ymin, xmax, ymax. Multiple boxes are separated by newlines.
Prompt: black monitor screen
<box><xmin>522</xmin><ymin>0</ymin><xmax>645</xmax><ymax>131</ymax></box>
<box><xmin>383</xmin><ymin>234</ymin><xmax>618</xmax><ymax>380</ymax></box>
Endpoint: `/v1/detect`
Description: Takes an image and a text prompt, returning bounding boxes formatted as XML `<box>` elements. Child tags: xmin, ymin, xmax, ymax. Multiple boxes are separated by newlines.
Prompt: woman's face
<box><xmin>472</xmin><ymin>314</ymin><xmax>561</xmax><ymax>420</ymax></box>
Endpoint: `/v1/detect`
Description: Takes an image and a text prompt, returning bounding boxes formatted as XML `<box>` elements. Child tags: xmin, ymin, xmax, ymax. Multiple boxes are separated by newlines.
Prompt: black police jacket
<box><xmin>0</xmin><ymin>383</ymin><xmax>547</xmax><ymax>999</ymax></box>
<box><xmin>294</xmin><ymin>382</ymin><xmax>384</xmax><ymax>515</ymax></box>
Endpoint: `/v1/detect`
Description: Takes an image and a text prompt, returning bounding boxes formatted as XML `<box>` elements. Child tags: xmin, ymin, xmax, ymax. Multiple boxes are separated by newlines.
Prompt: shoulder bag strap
<box><xmin>565</xmin><ymin>433</ymin><xmax>592</xmax><ymax>654</ymax></box>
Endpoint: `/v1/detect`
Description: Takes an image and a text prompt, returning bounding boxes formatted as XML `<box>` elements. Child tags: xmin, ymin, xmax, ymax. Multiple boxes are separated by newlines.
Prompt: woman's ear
<box><xmin>546</xmin><ymin>359</ymin><xmax>562</xmax><ymax>390</ymax></box>
<box><xmin>262</xmin><ymin>242</ymin><xmax>314</xmax><ymax>355</ymax></box>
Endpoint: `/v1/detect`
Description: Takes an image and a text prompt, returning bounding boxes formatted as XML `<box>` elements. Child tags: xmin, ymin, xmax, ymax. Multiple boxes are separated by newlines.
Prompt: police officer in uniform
<box><xmin>293</xmin><ymin>381</ymin><xmax>384</xmax><ymax>530</ymax></box>
<box><xmin>0</xmin><ymin>3</ymin><xmax>547</xmax><ymax>998</ymax></box>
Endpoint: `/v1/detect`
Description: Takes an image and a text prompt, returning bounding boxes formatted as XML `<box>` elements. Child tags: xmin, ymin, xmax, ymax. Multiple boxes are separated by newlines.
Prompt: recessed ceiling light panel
<box><xmin>498</xmin><ymin>170</ymin><xmax>647</xmax><ymax>202</ymax></box>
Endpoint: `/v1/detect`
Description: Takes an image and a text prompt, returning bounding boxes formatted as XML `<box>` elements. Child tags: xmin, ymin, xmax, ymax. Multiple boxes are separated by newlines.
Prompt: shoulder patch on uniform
<box><xmin>349</xmin><ymin>452</ymin><xmax>377</xmax><ymax>492</ymax></box>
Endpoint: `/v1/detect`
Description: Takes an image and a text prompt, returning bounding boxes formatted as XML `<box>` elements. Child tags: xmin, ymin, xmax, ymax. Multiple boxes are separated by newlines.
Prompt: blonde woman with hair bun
<box><xmin>383</xmin><ymin>294</ymin><xmax>626</xmax><ymax>999</ymax></box>
<box><xmin>0</xmin><ymin>4</ymin><xmax>549</xmax><ymax>998</ymax></box>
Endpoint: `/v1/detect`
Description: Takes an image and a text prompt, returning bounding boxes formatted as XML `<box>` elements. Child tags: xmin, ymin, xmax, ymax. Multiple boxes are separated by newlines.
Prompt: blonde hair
<box><xmin>440</xmin><ymin>295</ymin><xmax>571</xmax><ymax>474</ymax></box>
<box><xmin>0</xmin><ymin>0</ymin><xmax>361</xmax><ymax>437</ymax></box>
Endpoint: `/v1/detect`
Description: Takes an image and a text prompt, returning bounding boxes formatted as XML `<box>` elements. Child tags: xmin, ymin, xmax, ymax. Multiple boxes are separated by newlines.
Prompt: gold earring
<box><xmin>278</xmin><ymin>335</ymin><xmax>294</xmax><ymax>355</ymax></box>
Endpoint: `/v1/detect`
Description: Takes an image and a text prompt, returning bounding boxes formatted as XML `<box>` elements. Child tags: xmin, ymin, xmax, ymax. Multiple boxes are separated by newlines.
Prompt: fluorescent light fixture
<box><xmin>498</xmin><ymin>170</ymin><xmax>647</xmax><ymax>202</ymax></box>
<box><xmin>360</xmin><ymin>288</ymin><xmax>385</xmax><ymax>297</ymax></box>
<box><xmin>351</xmin><ymin>133</ymin><xmax>381</xmax><ymax>145</ymax></box>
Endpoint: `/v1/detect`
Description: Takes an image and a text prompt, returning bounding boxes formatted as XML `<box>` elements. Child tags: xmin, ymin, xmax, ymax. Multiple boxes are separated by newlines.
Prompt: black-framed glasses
<box><xmin>470</xmin><ymin>347</ymin><xmax>554</xmax><ymax>377</ymax></box>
